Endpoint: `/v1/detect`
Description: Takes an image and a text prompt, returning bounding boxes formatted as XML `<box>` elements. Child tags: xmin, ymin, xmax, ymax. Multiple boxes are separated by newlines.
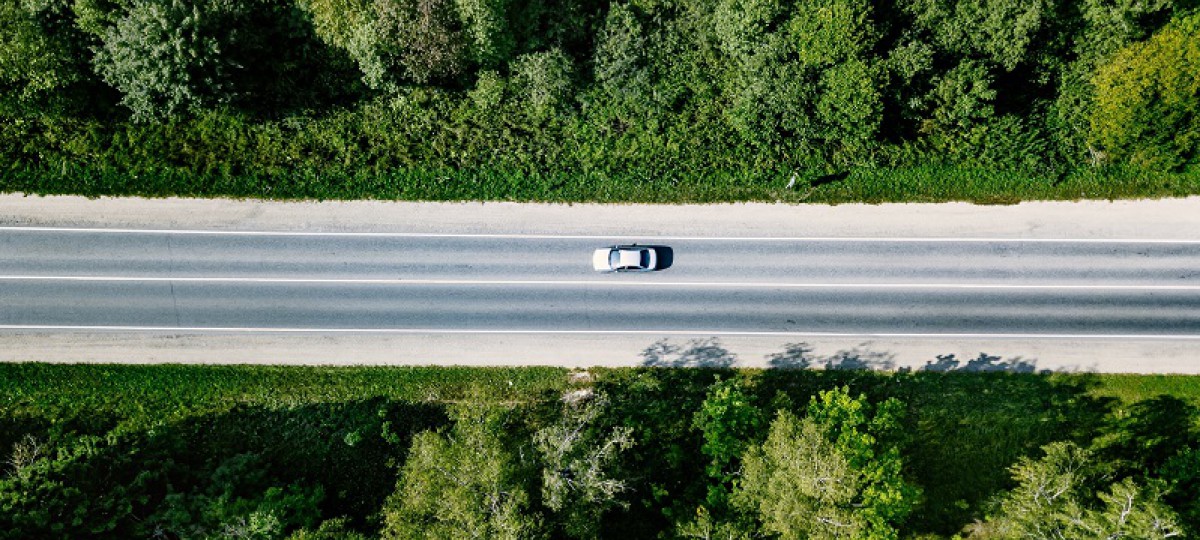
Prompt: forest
<box><xmin>3</xmin><ymin>362</ymin><xmax>1200</xmax><ymax>539</ymax></box>
<box><xmin>1</xmin><ymin>0</ymin><xmax>1198</xmax><ymax>202</ymax></box>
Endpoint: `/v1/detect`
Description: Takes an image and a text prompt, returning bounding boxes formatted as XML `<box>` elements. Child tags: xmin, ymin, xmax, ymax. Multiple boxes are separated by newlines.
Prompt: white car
<box><xmin>592</xmin><ymin>245</ymin><xmax>658</xmax><ymax>272</ymax></box>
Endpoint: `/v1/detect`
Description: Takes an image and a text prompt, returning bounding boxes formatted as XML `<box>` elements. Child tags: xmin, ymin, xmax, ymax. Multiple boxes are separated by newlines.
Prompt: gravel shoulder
<box><xmin>4</xmin><ymin>193</ymin><xmax>1200</xmax><ymax>239</ymax></box>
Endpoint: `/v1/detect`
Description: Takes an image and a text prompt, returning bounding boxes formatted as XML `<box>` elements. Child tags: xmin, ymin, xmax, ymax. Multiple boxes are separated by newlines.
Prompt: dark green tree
<box><xmin>93</xmin><ymin>0</ymin><xmax>243</xmax><ymax>120</ymax></box>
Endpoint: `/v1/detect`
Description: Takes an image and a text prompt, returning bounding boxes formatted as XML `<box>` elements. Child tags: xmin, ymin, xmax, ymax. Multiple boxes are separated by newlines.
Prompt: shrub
<box><xmin>1090</xmin><ymin>11</ymin><xmax>1200</xmax><ymax>170</ymax></box>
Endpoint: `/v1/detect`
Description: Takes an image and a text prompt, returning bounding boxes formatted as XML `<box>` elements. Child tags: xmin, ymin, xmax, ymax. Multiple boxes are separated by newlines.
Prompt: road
<box><xmin>4</xmin><ymin>227</ymin><xmax>1200</xmax><ymax>338</ymax></box>
<box><xmin>3</xmin><ymin>195</ymin><xmax>1200</xmax><ymax>371</ymax></box>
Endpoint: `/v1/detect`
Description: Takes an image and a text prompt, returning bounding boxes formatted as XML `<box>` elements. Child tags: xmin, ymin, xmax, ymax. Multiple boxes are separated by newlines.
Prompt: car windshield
<box><xmin>609</xmin><ymin>251</ymin><xmax>621</xmax><ymax>267</ymax></box>
<box><xmin>641</xmin><ymin>251</ymin><xmax>650</xmax><ymax>267</ymax></box>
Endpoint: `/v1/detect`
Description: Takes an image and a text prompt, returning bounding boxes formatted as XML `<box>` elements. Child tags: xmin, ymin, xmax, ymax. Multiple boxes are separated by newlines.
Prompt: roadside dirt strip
<box><xmin>2</xmin><ymin>194</ymin><xmax>1199</xmax><ymax>373</ymax></box>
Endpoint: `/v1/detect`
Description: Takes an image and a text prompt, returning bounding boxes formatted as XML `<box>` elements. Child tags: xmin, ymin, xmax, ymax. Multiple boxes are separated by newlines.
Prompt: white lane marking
<box><xmin>2</xmin><ymin>275</ymin><xmax>1200</xmax><ymax>290</ymax></box>
<box><xmin>2</xmin><ymin>226</ymin><xmax>1199</xmax><ymax>243</ymax></box>
<box><xmin>0</xmin><ymin>325</ymin><xmax>1199</xmax><ymax>339</ymax></box>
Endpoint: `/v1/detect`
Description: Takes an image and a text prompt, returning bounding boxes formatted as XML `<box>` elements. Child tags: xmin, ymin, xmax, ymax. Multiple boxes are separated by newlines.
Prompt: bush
<box><xmin>1090</xmin><ymin>11</ymin><xmax>1200</xmax><ymax>170</ymax></box>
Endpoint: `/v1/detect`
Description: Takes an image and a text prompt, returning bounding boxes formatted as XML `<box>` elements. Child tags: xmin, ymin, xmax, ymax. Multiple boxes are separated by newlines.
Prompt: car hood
<box><xmin>592</xmin><ymin>248</ymin><xmax>613</xmax><ymax>270</ymax></box>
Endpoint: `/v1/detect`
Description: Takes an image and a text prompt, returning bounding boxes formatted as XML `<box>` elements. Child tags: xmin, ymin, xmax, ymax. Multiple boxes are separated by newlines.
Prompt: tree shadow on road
<box><xmin>919</xmin><ymin>352</ymin><xmax>1041</xmax><ymax>373</ymax></box>
<box><xmin>640</xmin><ymin>338</ymin><xmax>736</xmax><ymax>368</ymax></box>
<box><xmin>764</xmin><ymin>342</ymin><xmax>896</xmax><ymax>371</ymax></box>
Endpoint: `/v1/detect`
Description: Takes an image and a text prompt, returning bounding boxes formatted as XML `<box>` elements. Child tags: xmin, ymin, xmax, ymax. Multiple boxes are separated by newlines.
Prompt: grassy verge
<box><xmin>3</xmin><ymin>364</ymin><xmax>1198</xmax><ymax>537</ymax></box>
<box><xmin>3</xmin><ymin>163</ymin><xmax>1199</xmax><ymax>204</ymax></box>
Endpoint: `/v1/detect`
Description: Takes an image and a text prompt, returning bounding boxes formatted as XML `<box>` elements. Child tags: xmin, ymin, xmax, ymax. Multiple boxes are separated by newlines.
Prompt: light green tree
<box><xmin>967</xmin><ymin>442</ymin><xmax>1182</xmax><ymax>539</ymax></box>
<box><xmin>534</xmin><ymin>392</ymin><xmax>634</xmax><ymax>539</ymax></box>
<box><xmin>734</xmin><ymin>387</ymin><xmax>918</xmax><ymax>540</ymax></box>
<box><xmin>381</xmin><ymin>402</ymin><xmax>543</xmax><ymax>539</ymax></box>
<box><xmin>677</xmin><ymin>378</ymin><xmax>764</xmax><ymax>539</ymax></box>
<box><xmin>510</xmin><ymin>48</ymin><xmax>573</xmax><ymax>120</ymax></box>
<box><xmin>1089</xmin><ymin>11</ymin><xmax>1200</xmax><ymax>170</ymax></box>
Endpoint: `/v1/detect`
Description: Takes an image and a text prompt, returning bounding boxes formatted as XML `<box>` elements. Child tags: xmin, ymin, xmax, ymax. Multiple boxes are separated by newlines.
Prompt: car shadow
<box><xmin>645</xmin><ymin>245</ymin><xmax>674</xmax><ymax>270</ymax></box>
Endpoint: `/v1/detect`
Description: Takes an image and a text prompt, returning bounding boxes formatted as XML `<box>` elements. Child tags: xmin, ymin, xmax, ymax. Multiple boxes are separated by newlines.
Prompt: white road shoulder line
<box><xmin>0</xmin><ymin>325</ymin><xmax>1198</xmax><ymax>339</ymax></box>
<box><xmin>1</xmin><ymin>275</ymin><xmax>1199</xmax><ymax>290</ymax></box>
<box><xmin>2</xmin><ymin>226</ymin><xmax>1199</xmax><ymax>243</ymax></box>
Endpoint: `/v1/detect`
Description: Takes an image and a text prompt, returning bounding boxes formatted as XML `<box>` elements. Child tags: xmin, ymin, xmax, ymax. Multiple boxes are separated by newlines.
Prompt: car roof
<box><xmin>618</xmin><ymin>250</ymin><xmax>642</xmax><ymax>268</ymax></box>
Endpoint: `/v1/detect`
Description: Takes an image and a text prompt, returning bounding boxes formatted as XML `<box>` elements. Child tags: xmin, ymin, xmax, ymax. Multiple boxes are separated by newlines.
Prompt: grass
<box><xmin>3</xmin><ymin>162</ymin><xmax>1199</xmax><ymax>204</ymax></box>
<box><xmin>3</xmin><ymin>363</ymin><xmax>1198</xmax><ymax>537</ymax></box>
<box><xmin>0</xmin><ymin>363</ymin><xmax>569</xmax><ymax>437</ymax></box>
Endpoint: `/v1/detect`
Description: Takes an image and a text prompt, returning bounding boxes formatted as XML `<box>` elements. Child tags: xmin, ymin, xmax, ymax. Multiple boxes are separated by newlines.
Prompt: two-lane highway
<box><xmin>3</xmin><ymin>227</ymin><xmax>1200</xmax><ymax>338</ymax></box>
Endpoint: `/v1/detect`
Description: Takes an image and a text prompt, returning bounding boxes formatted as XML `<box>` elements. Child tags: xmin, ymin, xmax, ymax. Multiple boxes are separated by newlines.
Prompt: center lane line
<box><xmin>2</xmin><ymin>275</ymin><xmax>1200</xmax><ymax>290</ymax></box>
<box><xmin>1</xmin><ymin>325</ymin><xmax>1199</xmax><ymax>339</ymax></box>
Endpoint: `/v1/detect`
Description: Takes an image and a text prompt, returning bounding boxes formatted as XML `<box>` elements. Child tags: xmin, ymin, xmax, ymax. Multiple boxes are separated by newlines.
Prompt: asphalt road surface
<box><xmin>4</xmin><ymin>227</ymin><xmax>1200</xmax><ymax>338</ymax></box>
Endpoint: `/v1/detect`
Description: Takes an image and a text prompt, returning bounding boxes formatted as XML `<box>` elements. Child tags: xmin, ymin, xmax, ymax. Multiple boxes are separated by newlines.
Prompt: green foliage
<box><xmin>378</xmin><ymin>0</ymin><xmax>468</xmax><ymax>84</ymax></box>
<box><xmin>93</xmin><ymin>0</ymin><xmax>241</xmax><ymax>121</ymax></box>
<box><xmin>1090</xmin><ymin>11</ymin><xmax>1200</xmax><ymax>170</ymax></box>
<box><xmin>784</xmin><ymin>0</ymin><xmax>873</xmax><ymax>68</ymax></box>
<box><xmin>3</xmin><ymin>0</ymin><xmax>1200</xmax><ymax>201</ymax></box>
<box><xmin>534</xmin><ymin>392</ymin><xmax>635</xmax><ymax>539</ymax></box>
<box><xmin>968</xmin><ymin>442</ymin><xmax>1183</xmax><ymax>539</ymax></box>
<box><xmin>734</xmin><ymin>387</ymin><xmax>919</xmax><ymax>540</ymax></box>
<box><xmin>926</xmin><ymin>59</ymin><xmax>995</xmax><ymax>133</ymax></box>
<box><xmin>5</xmin><ymin>365</ymin><xmax>1200</xmax><ymax>538</ymax></box>
<box><xmin>381</xmin><ymin>401</ymin><xmax>544</xmax><ymax>539</ymax></box>
<box><xmin>591</xmin><ymin>2</ymin><xmax>647</xmax><ymax>99</ymax></box>
<box><xmin>511</xmin><ymin>48</ymin><xmax>574</xmax><ymax>119</ymax></box>
<box><xmin>903</xmin><ymin>0</ymin><xmax>1051</xmax><ymax>71</ymax></box>
<box><xmin>693</xmin><ymin>378</ymin><xmax>764</xmax><ymax>485</ymax></box>
<box><xmin>0</xmin><ymin>0</ymin><xmax>92</xmax><ymax>116</ymax></box>
<box><xmin>454</xmin><ymin>0</ymin><xmax>512</xmax><ymax>67</ymax></box>
<box><xmin>149</xmin><ymin>454</ymin><xmax>324</xmax><ymax>539</ymax></box>
<box><xmin>817</xmin><ymin>58</ymin><xmax>881</xmax><ymax>155</ymax></box>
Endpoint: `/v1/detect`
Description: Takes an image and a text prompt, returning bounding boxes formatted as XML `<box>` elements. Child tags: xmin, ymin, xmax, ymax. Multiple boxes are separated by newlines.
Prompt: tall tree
<box><xmin>93</xmin><ymin>0</ymin><xmax>244</xmax><ymax>120</ymax></box>
<box><xmin>734</xmin><ymin>387</ymin><xmax>919</xmax><ymax>540</ymax></box>
<box><xmin>1089</xmin><ymin>11</ymin><xmax>1200</xmax><ymax>170</ymax></box>
<box><xmin>381</xmin><ymin>402</ymin><xmax>543</xmax><ymax>539</ymax></box>
<box><xmin>534</xmin><ymin>392</ymin><xmax>634</xmax><ymax>539</ymax></box>
<box><xmin>968</xmin><ymin>441</ymin><xmax>1183</xmax><ymax>539</ymax></box>
<box><xmin>0</xmin><ymin>0</ymin><xmax>97</xmax><ymax>116</ymax></box>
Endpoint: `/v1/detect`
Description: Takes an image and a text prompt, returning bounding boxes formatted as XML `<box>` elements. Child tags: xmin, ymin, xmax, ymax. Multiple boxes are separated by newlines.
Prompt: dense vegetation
<box><xmin>1</xmin><ymin>0</ymin><xmax>1199</xmax><ymax>202</ymax></box>
<box><xmin>3</xmin><ymin>362</ymin><xmax>1200</xmax><ymax>538</ymax></box>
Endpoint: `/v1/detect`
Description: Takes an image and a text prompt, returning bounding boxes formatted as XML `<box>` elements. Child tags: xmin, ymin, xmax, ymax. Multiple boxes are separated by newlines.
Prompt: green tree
<box><xmin>968</xmin><ymin>442</ymin><xmax>1183</xmax><ymax>539</ymax></box>
<box><xmin>1159</xmin><ymin>446</ymin><xmax>1200</xmax><ymax>535</ymax></box>
<box><xmin>381</xmin><ymin>402</ymin><xmax>543</xmax><ymax>539</ymax></box>
<box><xmin>691</xmin><ymin>378</ymin><xmax>764</xmax><ymax>505</ymax></box>
<box><xmin>734</xmin><ymin>387</ymin><xmax>918</xmax><ymax>540</ymax></box>
<box><xmin>817</xmin><ymin>58</ymin><xmax>881</xmax><ymax>153</ymax></box>
<box><xmin>149</xmin><ymin>453</ymin><xmax>324</xmax><ymax>540</ymax></box>
<box><xmin>902</xmin><ymin>0</ymin><xmax>1052</xmax><ymax>72</ymax></box>
<box><xmin>1053</xmin><ymin>0</ymin><xmax>1176</xmax><ymax>161</ymax></box>
<box><xmin>93</xmin><ymin>0</ymin><xmax>243</xmax><ymax>120</ymax></box>
<box><xmin>716</xmin><ymin>0</ymin><xmax>878</xmax><ymax>157</ymax></box>
<box><xmin>301</xmin><ymin>0</ymin><xmax>470</xmax><ymax>90</ymax></box>
<box><xmin>534</xmin><ymin>392</ymin><xmax>634</xmax><ymax>539</ymax></box>
<box><xmin>511</xmin><ymin>48</ymin><xmax>573</xmax><ymax>120</ymax></box>
<box><xmin>926</xmin><ymin>59</ymin><xmax>996</xmax><ymax>133</ymax></box>
<box><xmin>374</xmin><ymin>0</ymin><xmax>468</xmax><ymax>85</ymax></box>
<box><xmin>677</xmin><ymin>378</ymin><xmax>765</xmax><ymax>539</ymax></box>
<box><xmin>454</xmin><ymin>0</ymin><xmax>512</xmax><ymax>68</ymax></box>
<box><xmin>0</xmin><ymin>0</ymin><xmax>95</xmax><ymax>115</ymax></box>
<box><xmin>592</xmin><ymin>2</ymin><xmax>648</xmax><ymax>100</ymax></box>
<box><xmin>1089</xmin><ymin>11</ymin><xmax>1200</xmax><ymax>170</ymax></box>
